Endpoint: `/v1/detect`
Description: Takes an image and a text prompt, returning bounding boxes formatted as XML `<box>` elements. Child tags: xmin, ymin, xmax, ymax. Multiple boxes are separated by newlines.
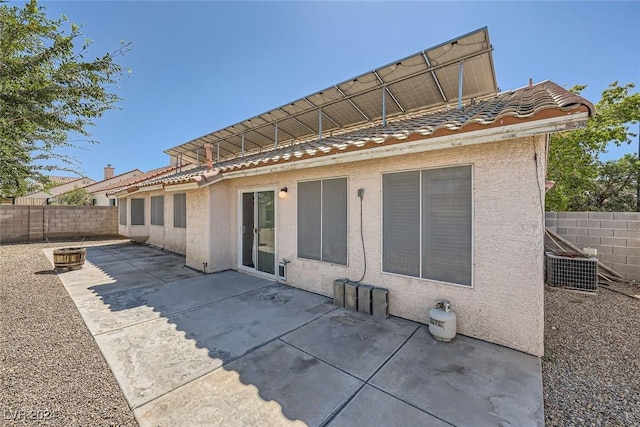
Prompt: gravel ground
<box><xmin>0</xmin><ymin>239</ymin><xmax>137</xmax><ymax>427</ymax></box>
<box><xmin>543</xmin><ymin>281</ymin><xmax>640</xmax><ymax>426</ymax></box>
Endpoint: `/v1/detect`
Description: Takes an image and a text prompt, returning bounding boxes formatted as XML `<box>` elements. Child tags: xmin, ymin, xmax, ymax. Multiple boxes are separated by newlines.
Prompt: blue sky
<box><xmin>31</xmin><ymin>1</ymin><xmax>640</xmax><ymax>180</ymax></box>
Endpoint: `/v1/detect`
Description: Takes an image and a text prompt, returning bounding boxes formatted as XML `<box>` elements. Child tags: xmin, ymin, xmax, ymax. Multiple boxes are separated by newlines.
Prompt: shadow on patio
<box><xmin>48</xmin><ymin>241</ymin><xmax>543</xmax><ymax>427</ymax></box>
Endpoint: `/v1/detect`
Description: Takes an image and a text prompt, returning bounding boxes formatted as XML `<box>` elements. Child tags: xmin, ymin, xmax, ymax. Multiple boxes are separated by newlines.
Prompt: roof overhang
<box><xmin>219</xmin><ymin>110</ymin><xmax>589</xmax><ymax>180</ymax></box>
<box><xmin>115</xmin><ymin>169</ymin><xmax>223</xmax><ymax>197</ymax></box>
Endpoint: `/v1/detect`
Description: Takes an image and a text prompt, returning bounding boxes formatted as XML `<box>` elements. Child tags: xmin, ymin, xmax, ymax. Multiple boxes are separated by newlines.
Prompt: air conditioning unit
<box><xmin>545</xmin><ymin>251</ymin><xmax>598</xmax><ymax>292</ymax></box>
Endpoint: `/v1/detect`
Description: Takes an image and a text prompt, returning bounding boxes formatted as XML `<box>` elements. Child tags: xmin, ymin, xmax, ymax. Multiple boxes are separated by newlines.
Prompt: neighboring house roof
<box><xmin>24</xmin><ymin>176</ymin><xmax>95</xmax><ymax>197</ymax></box>
<box><xmin>82</xmin><ymin>169</ymin><xmax>143</xmax><ymax>193</ymax></box>
<box><xmin>105</xmin><ymin>165</ymin><xmax>180</xmax><ymax>196</ymax></box>
<box><xmin>116</xmin><ymin>81</ymin><xmax>593</xmax><ymax>195</ymax></box>
<box><xmin>46</xmin><ymin>176</ymin><xmax>79</xmax><ymax>186</ymax></box>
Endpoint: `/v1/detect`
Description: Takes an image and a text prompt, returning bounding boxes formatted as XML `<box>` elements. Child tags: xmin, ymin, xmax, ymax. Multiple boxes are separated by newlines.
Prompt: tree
<box><xmin>582</xmin><ymin>154</ymin><xmax>640</xmax><ymax>211</ymax></box>
<box><xmin>0</xmin><ymin>0</ymin><xmax>129</xmax><ymax>198</ymax></box>
<box><xmin>546</xmin><ymin>82</ymin><xmax>640</xmax><ymax>211</ymax></box>
<box><xmin>54</xmin><ymin>186</ymin><xmax>90</xmax><ymax>206</ymax></box>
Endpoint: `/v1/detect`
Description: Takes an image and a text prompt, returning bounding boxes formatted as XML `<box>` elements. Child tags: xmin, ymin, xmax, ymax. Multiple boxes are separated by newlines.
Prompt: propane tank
<box><xmin>429</xmin><ymin>299</ymin><xmax>456</xmax><ymax>342</ymax></box>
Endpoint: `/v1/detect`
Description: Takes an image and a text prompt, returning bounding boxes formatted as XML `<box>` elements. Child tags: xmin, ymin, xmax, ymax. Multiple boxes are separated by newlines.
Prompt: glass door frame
<box><xmin>236</xmin><ymin>186</ymin><xmax>278</xmax><ymax>278</ymax></box>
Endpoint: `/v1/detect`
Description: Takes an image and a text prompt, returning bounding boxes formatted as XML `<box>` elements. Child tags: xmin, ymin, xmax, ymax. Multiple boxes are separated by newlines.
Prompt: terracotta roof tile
<box><xmin>104</xmin><ymin>165</ymin><xmax>179</xmax><ymax>195</ymax></box>
<box><xmin>119</xmin><ymin>81</ymin><xmax>592</xmax><ymax>193</ymax></box>
<box><xmin>211</xmin><ymin>81</ymin><xmax>592</xmax><ymax>172</ymax></box>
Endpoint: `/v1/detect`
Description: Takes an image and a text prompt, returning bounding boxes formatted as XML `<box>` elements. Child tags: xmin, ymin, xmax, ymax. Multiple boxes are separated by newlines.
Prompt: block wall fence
<box><xmin>0</xmin><ymin>205</ymin><xmax>119</xmax><ymax>244</ymax></box>
<box><xmin>545</xmin><ymin>211</ymin><xmax>640</xmax><ymax>282</ymax></box>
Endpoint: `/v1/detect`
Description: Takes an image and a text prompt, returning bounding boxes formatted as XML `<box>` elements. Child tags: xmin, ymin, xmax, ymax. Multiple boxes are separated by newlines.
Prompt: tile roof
<box><xmin>136</xmin><ymin>167</ymin><xmax>220</xmax><ymax>188</ymax></box>
<box><xmin>120</xmin><ymin>80</ymin><xmax>592</xmax><ymax>193</ymax></box>
<box><xmin>104</xmin><ymin>165</ymin><xmax>180</xmax><ymax>195</ymax></box>
<box><xmin>46</xmin><ymin>176</ymin><xmax>81</xmax><ymax>186</ymax></box>
<box><xmin>82</xmin><ymin>168</ymin><xmax>143</xmax><ymax>191</ymax></box>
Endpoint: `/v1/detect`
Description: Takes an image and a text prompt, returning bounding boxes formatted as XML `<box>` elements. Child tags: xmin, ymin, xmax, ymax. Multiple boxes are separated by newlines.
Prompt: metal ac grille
<box><xmin>546</xmin><ymin>252</ymin><xmax>598</xmax><ymax>292</ymax></box>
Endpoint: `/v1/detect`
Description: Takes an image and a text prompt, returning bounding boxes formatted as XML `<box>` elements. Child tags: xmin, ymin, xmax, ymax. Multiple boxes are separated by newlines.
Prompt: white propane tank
<box><xmin>429</xmin><ymin>299</ymin><xmax>456</xmax><ymax>342</ymax></box>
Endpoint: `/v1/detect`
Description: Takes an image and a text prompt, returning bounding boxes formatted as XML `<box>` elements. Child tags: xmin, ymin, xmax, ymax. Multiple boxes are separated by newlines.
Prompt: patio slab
<box><xmin>46</xmin><ymin>242</ymin><xmax>544</xmax><ymax>426</ymax></box>
<box><xmin>74</xmin><ymin>270</ymin><xmax>272</xmax><ymax>335</ymax></box>
<box><xmin>370</xmin><ymin>326</ymin><xmax>544</xmax><ymax>427</ymax></box>
<box><xmin>282</xmin><ymin>309</ymin><xmax>419</xmax><ymax>380</ymax></box>
<box><xmin>328</xmin><ymin>384</ymin><xmax>450</xmax><ymax>427</ymax></box>
<box><xmin>95</xmin><ymin>284</ymin><xmax>335</xmax><ymax>408</ymax></box>
<box><xmin>134</xmin><ymin>340</ymin><xmax>363</xmax><ymax>426</ymax></box>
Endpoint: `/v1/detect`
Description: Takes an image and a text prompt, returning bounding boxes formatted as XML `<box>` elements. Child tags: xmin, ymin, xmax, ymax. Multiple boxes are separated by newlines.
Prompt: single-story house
<box><xmin>13</xmin><ymin>176</ymin><xmax>96</xmax><ymax>205</ymax></box>
<box><xmin>97</xmin><ymin>164</ymin><xmax>179</xmax><ymax>207</ymax></box>
<box><xmin>113</xmin><ymin>29</ymin><xmax>593</xmax><ymax>356</ymax></box>
<box><xmin>83</xmin><ymin>165</ymin><xmax>143</xmax><ymax>206</ymax></box>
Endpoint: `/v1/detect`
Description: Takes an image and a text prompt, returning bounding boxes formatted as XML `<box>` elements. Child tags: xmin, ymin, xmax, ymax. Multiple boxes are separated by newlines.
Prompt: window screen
<box><xmin>383</xmin><ymin>166</ymin><xmax>472</xmax><ymax>286</ymax></box>
<box><xmin>298</xmin><ymin>178</ymin><xmax>347</xmax><ymax>264</ymax></box>
<box><xmin>173</xmin><ymin>193</ymin><xmax>186</xmax><ymax>228</ymax></box>
<box><xmin>130</xmin><ymin>198</ymin><xmax>145</xmax><ymax>225</ymax></box>
<box><xmin>150</xmin><ymin>195</ymin><xmax>164</xmax><ymax>226</ymax></box>
<box><xmin>322</xmin><ymin>178</ymin><xmax>348</xmax><ymax>264</ymax></box>
<box><xmin>119</xmin><ymin>198</ymin><xmax>127</xmax><ymax>225</ymax></box>
<box><xmin>421</xmin><ymin>166</ymin><xmax>472</xmax><ymax>286</ymax></box>
<box><xmin>298</xmin><ymin>181</ymin><xmax>321</xmax><ymax>260</ymax></box>
<box><xmin>383</xmin><ymin>171</ymin><xmax>420</xmax><ymax>277</ymax></box>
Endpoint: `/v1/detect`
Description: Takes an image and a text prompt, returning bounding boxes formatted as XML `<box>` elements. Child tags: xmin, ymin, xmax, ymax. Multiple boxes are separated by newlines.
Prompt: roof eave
<box><xmin>220</xmin><ymin>110</ymin><xmax>589</xmax><ymax>180</ymax></box>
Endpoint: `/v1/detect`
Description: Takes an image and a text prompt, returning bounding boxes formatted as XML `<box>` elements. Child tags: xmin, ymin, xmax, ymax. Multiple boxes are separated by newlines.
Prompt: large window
<box><xmin>150</xmin><ymin>195</ymin><xmax>164</xmax><ymax>225</ymax></box>
<box><xmin>298</xmin><ymin>177</ymin><xmax>347</xmax><ymax>265</ymax></box>
<box><xmin>383</xmin><ymin>165</ymin><xmax>472</xmax><ymax>286</ymax></box>
<box><xmin>130</xmin><ymin>198</ymin><xmax>145</xmax><ymax>226</ymax></box>
<box><xmin>173</xmin><ymin>193</ymin><xmax>186</xmax><ymax>228</ymax></box>
<box><xmin>119</xmin><ymin>198</ymin><xmax>127</xmax><ymax>225</ymax></box>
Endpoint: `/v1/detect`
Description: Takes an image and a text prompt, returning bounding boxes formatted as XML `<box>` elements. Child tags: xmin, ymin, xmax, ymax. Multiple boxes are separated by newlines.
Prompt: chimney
<box><xmin>104</xmin><ymin>164</ymin><xmax>114</xmax><ymax>180</ymax></box>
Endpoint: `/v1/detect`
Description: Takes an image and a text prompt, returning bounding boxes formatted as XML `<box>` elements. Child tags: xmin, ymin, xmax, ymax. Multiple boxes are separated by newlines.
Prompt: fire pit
<box><xmin>53</xmin><ymin>247</ymin><xmax>86</xmax><ymax>272</ymax></box>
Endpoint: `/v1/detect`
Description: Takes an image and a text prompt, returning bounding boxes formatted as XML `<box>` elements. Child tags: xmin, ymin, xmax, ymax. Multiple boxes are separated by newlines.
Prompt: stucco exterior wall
<box><xmin>118</xmin><ymin>191</ymin><xmax>186</xmax><ymax>254</ymax></box>
<box><xmin>184</xmin><ymin>188</ymin><xmax>210</xmax><ymax>270</ymax></box>
<box><xmin>203</xmin><ymin>135</ymin><xmax>547</xmax><ymax>356</ymax></box>
<box><xmin>116</xmin><ymin>135</ymin><xmax>547</xmax><ymax>355</ymax></box>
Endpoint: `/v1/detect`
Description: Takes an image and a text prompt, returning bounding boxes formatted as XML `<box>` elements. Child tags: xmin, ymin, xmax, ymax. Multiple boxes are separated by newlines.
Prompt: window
<box><xmin>130</xmin><ymin>198</ymin><xmax>145</xmax><ymax>225</ymax></box>
<box><xmin>173</xmin><ymin>193</ymin><xmax>186</xmax><ymax>228</ymax></box>
<box><xmin>150</xmin><ymin>195</ymin><xmax>164</xmax><ymax>225</ymax></box>
<box><xmin>383</xmin><ymin>165</ymin><xmax>472</xmax><ymax>286</ymax></box>
<box><xmin>119</xmin><ymin>199</ymin><xmax>127</xmax><ymax>225</ymax></box>
<box><xmin>110</xmin><ymin>199</ymin><xmax>117</xmax><ymax>207</ymax></box>
<box><xmin>298</xmin><ymin>177</ymin><xmax>347</xmax><ymax>265</ymax></box>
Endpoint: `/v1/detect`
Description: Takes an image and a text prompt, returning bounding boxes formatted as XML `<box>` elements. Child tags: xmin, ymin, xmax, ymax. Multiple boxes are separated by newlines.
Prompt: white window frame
<box><xmin>173</xmin><ymin>193</ymin><xmax>186</xmax><ymax>228</ymax></box>
<box><xmin>235</xmin><ymin>186</ymin><xmax>278</xmax><ymax>279</ymax></box>
<box><xmin>380</xmin><ymin>164</ymin><xmax>474</xmax><ymax>288</ymax></box>
<box><xmin>296</xmin><ymin>176</ymin><xmax>349</xmax><ymax>266</ymax></box>
<box><xmin>119</xmin><ymin>198</ymin><xmax>127</xmax><ymax>225</ymax></box>
<box><xmin>130</xmin><ymin>198</ymin><xmax>145</xmax><ymax>226</ymax></box>
<box><xmin>150</xmin><ymin>195</ymin><xmax>164</xmax><ymax>226</ymax></box>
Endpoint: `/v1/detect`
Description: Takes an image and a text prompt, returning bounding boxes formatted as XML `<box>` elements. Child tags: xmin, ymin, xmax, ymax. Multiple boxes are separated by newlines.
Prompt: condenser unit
<box><xmin>545</xmin><ymin>251</ymin><xmax>598</xmax><ymax>292</ymax></box>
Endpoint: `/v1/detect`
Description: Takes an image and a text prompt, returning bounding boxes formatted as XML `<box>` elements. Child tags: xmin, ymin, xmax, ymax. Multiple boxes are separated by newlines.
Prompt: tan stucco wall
<box><xmin>118</xmin><ymin>191</ymin><xmax>186</xmax><ymax>254</ymax></box>
<box><xmin>117</xmin><ymin>135</ymin><xmax>547</xmax><ymax>356</ymax></box>
<box><xmin>202</xmin><ymin>135</ymin><xmax>547</xmax><ymax>356</ymax></box>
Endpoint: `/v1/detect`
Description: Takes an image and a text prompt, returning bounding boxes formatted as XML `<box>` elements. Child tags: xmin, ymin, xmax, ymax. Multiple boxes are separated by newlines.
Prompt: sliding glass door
<box><xmin>241</xmin><ymin>190</ymin><xmax>275</xmax><ymax>275</ymax></box>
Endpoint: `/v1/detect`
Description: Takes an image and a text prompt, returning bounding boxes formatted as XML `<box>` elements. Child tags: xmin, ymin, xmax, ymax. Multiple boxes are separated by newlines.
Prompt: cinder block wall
<box><xmin>0</xmin><ymin>205</ymin><xmax>119</xmax><ymax>244</ymax></box>
<box><xmin>545</xmin><ymin>212</ymin><xmax>640</xmax><ymax>281</ymax></box>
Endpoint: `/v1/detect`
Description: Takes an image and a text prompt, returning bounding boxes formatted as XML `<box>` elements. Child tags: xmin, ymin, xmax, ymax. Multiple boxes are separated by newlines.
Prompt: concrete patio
<box><xmin>45</xmin><ymin>242</ymin><xmax>543</xmax><ymax>426</ymax></box>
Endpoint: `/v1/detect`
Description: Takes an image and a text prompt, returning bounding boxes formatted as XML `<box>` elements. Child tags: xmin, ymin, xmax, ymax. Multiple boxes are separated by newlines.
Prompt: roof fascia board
<box><xmin>220</xmin><ymin>112</ymin><xmax>589</xmax><ymax>180</ymax></box>
<box><xmin>134</xmin><ymin>184</ymin><xmax>164</xmax><ymax>193</ymax></box>
<box><xmin>163</xmin><ymin>182</ymin><xmax>200</xmax><ymax>192</ymax></box>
